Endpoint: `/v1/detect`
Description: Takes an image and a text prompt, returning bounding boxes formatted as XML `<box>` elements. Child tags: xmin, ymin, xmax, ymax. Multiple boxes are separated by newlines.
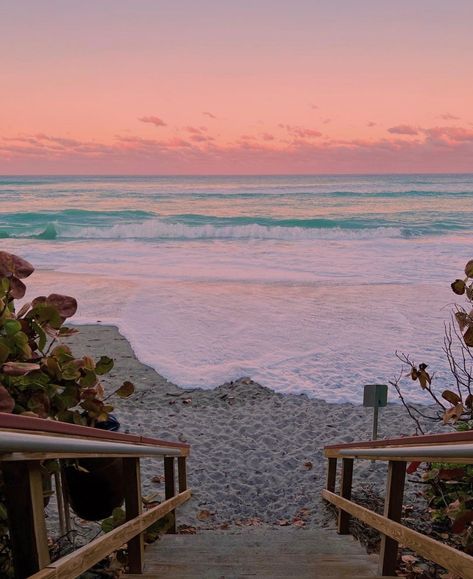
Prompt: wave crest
<box><xmin>54</xmin><ymin>219</ymin><xmax>404</xmax><ymax>241</ymax></box>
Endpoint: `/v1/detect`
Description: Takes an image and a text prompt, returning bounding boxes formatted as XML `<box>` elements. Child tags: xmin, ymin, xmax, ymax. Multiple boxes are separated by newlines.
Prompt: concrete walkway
<box><xmin>125</xmin><ymin>527</ymin><xmax>389</xmax><ymax>578</ymax></box>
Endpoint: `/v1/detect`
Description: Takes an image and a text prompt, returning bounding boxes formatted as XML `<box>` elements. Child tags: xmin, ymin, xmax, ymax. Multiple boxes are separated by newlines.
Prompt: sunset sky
<box><xmin>1</xmin><ymin>0</ymin><xmax>472</xmax><ymax>174</ymax></box>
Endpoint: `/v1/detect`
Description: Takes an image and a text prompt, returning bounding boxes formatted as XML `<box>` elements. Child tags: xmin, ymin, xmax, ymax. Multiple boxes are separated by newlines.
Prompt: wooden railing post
<box><xmin>379</xmin><ymin>460</ymin><xmax>407</xmax><ymax>576</ymax></box>
<box><xmin>123</xmin><ymin>457</ymin><xmax>145</xmax><ymax>574</ymax></box>
<box><xmin>2</xmin><ymin>461</ymin><xmax>50</xmax><ymax>578</ymax></box>
<box><xmin>337</xmin><ymin>458</ymin><xmax>353</xmax><ymax>534</ymax></box>
<box><xmin>326</xmin><ymin>457</ymin><xmax>337</xmax><ymax>492</ymax></box>
<box><xmin>178</xmin><ymin>456</ymin><xmax>187</xmax><ymax>493</ymax></box>
<box><xmin>164</xmin><ymin>456</ymin><xmax>177</xmax><ymax>533</ymax></box>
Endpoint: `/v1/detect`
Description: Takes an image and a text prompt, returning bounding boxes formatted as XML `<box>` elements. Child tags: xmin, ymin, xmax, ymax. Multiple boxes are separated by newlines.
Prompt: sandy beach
<box><xmin>62</xmin><ymin>324</ymin><xmax>438</xmax><ymax>531</ymax></box>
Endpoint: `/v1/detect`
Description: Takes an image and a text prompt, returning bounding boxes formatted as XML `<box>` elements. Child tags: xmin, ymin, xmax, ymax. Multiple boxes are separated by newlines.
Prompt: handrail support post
<box><xmin>326</xmin><ymin>457</ymin><xmax>337</xmax><ymax>492</ymax></box>
<box><xmin>124</xmin><ymin>457</ymin><xmax>145</xmax><ymax>574</ymax></box>
<box><xmin>379</xmin><ymin>460</ymin><xmax>407</xmax><ymax>576</ymax></box>
<box><xmin>164</xmin><ymin>456</ymin><xmax>177</xmax><ymax>533</ymax></box>
<box><xmin>2</xmin><ymin>460</ymin><xmax>50</xmax><ymax>578</ymax></box>
<box><xmin>337</xmin><ymin>458</ymin><xmax>353</xmax><ymax>534</ymax></box>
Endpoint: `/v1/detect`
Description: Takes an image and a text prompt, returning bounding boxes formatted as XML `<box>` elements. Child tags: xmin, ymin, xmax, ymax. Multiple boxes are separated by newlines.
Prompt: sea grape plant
<box><xmin>390</xmin><ymin>259</ymin><xmax>473</xmax><ymax>556</ymax></box>
<box><xmin>0</xmin><ymin>250</ymin><xmax>135</xmax><ymax>577</ymax></box>
<box><xmin>0</xmin><ymin>250</ymin><xmax>134</xmax><ymax>424</ymax></box>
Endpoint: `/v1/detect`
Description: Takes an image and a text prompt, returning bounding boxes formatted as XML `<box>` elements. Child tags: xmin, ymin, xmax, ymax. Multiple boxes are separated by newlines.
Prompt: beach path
<box><xmin>124</xmin><ymin>527</ymin><xmax>388</xmax><ymax>578</ymax></box>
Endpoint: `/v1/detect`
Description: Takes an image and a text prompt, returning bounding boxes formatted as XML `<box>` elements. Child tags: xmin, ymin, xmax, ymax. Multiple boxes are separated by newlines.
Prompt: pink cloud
<box><xmin>261</xmin><ymin>133</ymin><xmax>275</xmax><ymax>141</ymax></box>
<box><xmin>423</xmin><ymin>126</ymin><xmax>473</xmax><ymax>143</ymax></box>
<box><xmin>189</xmin><ymin>134</ymin><xmax>214</xmax><ymax>143</ymax></box>
<box><xmin>439</xmin><ymin>112</ymin><xmax>460</xmax><ymax>121</ymax></box>
<box><xmin>203</xmin><ymin>111</ymin><xmax>216</xmax><ymax>119</ymax></box>
<box><xmin>3</xmin><ymin>123</ymin><xmax>473</xmax><ymax>174</ymax></box>
<box><xmin>185</xmin><ymin>126</ymin><xmax>207</xmax><ymax>134</ymax></box>
<box><xmin>367</xmin><ymin>121</ymin><xmax>377</xmax><ymax>127</ymax></box>
<box><xmin>282</xmin><ymin>125</ymin><xmax>322</xmax><ymax>139</ymax></box>
<box><xmin>138</xmin><ymin>115</ymin><xmax>167</xmax><ymax>127</ymax></box>
<box><xmin>387</xmin><ymin>124</ymin><xmax>419</xmax><ymax>136</ymax></box>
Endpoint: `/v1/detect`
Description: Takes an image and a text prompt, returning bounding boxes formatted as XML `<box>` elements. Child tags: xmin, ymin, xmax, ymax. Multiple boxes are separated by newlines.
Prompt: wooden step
<box><xmin>123</xmin><ymin>528</ymin><xmax>383</xmax><ymax>578</ymax></box>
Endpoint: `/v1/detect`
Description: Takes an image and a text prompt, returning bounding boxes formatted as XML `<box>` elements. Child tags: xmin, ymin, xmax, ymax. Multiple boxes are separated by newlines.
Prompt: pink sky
<box><xmin>1</xmin><ymin>1</ymin><xmax>473</xmax><ymax>174</ymax></box>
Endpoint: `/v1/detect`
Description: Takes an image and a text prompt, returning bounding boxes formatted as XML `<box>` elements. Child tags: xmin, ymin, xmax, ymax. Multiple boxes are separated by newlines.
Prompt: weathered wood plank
<box><xmin>29</xmin><ymin>489</ymin><xmax>192</xmax><ymax>579</ymax></box>
<box><xmin>322</xmin><ymin>490</ymin><xmax>473</xmax><ymax>579</ymax></box>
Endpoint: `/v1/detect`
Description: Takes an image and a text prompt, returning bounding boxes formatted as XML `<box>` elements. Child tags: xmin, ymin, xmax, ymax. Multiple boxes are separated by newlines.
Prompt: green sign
<box><xmin>363</xmin><ymin>384</ymin><xmax>388</xmax><ymax>408</ymax></box>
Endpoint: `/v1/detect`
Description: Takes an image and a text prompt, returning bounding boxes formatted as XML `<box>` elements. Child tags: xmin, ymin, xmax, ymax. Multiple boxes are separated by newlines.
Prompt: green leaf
<box><xmin>102</xmin><ymin>507</ymin><xmax>126</xmax><ymax>533</ymax></box>
<box><xmin>61</xmin><ymin>361</ymin><xmax>81</xmax><ymax>381</ymax></box>
<box><xmin>95</xmin><ymin>356</ymin><xmax>114</xmax><ymax>375</ymax></box>
<box><xmin>79</xmin><ymin>370</ymin><xmax>98</xmax><ymax>388</ymax></box>
<box><xmin>116</xmin><ymin>381</ymin><xmax>135</xmax><ymax>398</ymax></box>
<box><xmin>51</xmin><ymin>345</ymin><xmax>73</xmax><ymax>364</ymax></box>
<box><xmin>3</xmin><ymin>320</ymin><xmax>21</xmax><ymax>336</ymax></box>
<box><xmin>30</xmin><ymin>304</ymin><xmax>62</xmax><ymax>330</ymax></box>
<box><xmin>0</xmin><ymin>341</ymin><xmax>11</xmax><ymax>363</ymax></box>
<box><xmin>0</xmin><ymin>503</ymin><xmax>8</xmax><ymax>521</ymax></box>
<box><xmin>32</xmin><ymin>320</ymin><xmax>47</xmax><ymax>352</ymax></box>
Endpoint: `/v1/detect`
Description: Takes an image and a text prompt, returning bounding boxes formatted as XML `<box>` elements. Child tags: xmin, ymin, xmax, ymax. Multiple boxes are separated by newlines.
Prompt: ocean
<box><xmin>1</xmin><ymin>174</ymin><xmax>472</xmax><ymax>403</ymax></box>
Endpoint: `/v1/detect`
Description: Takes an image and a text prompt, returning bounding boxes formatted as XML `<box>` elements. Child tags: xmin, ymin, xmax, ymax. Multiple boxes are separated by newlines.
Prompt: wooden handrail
<box><xmin>0</xmin><ymin>413</ymin><xmax>190</xmax><ymax>450</ymax></box>
<box><xmin>324</xmin><ymin>428</ymin><xmax>473</xmax><ymax>450</ymax></box>
<box><xmin>0</xmin><ymin>430</ymin><xmax>185</xmax><ymax>461</ymax></box>
<box><xmin>323</xmin><ymin>434</ymin><xmax>473</xmax><ymax>578</ymax></box>
<box><xmin>0</xmin><ymin>418</ymin><xmax>192</xmax><ymax>578</ymax></box>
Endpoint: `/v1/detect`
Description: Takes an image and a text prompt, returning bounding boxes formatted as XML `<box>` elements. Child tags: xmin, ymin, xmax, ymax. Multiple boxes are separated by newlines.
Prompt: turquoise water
<box><xmin>1</xmin><ymin>174</ymin><xmax>472</xmax><ymax>402</ymax></box>
<box><xmin>1</xmin><ymin>174</ymin><xmax>473</xmax><ymax>239</ymax></box>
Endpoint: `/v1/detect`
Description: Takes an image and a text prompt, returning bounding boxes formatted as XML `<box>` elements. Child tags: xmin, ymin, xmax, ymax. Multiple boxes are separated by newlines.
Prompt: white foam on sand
<box><xmin>7</xmin><ymin>232</ymin><xmax>470</xmax><ymax>403</ymax></box>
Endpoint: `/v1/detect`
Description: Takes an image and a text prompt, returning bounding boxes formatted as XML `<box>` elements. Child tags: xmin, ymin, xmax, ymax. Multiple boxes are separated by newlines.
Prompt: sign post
<box><xmin>363</xmin><ymin>384</ymin><xmax>388</xmax><ymax>440</ymax></box>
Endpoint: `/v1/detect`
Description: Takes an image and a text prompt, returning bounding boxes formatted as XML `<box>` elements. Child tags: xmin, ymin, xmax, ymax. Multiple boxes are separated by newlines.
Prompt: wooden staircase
<box><xmin>125</xmin><ymin>527</ymin><xmax>389</xmax><ymax>578</ymax></box>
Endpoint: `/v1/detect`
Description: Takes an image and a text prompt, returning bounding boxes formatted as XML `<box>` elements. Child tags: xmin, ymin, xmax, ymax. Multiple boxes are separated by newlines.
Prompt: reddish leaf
<box><xmin>15</xmin><ymin>302</ymin><xmax>31</xmax><ymax>318</ymax></box>
<box><xmin>0</xmin><ymin>251</ymin><xmax>34</xmax><ymax>279</ymax></box>
<box><xmin>9</xmin><ymin>277</ymin><xmax>26</xmax><ymax>299</ymax></box>
<box><xmin>465</xmin><ymin>394</ymin><xmax>473</xmax><ymax>409</ymax></box>
<box><xmin>0</xmin><ymin>386</ymin><xmax>15</xmax><ymax>413</ymax></box>
<box><xmin>178</xmin><ymin>525</ymin><xmax>197</xmax><ymax>534</ymax></box>
<box><xmin>46</xmin><ymin>294</ymin><xmax>78</xmax><ymax>319</ymax></box>
<box><xmin>465</xmin><ymin>260</ymin><xmax>473</xmax><ymax>278</ymax></box>
<box><xmin>418</xmin><ymin>369</ymin><xmax>431</xmax><ymax>389</ymax></box>
<box><xmin>197</xmin><ymin>510</ymin><xmax>213</xmax><ymax>521</ymax></box>
<box><xmin>2</xmin><ymin>361</ymin><xmax>41</xmax><ymax>376</ymax></box>
<box><xmin>452</xmin><ymin>510</ymin><xmax>473</xmax><ymax>533</ymax></box>
<box><xmin>455</xmin><ymin>311</ymin><xmax>470</xmax><ymax>331</ymax></box>
<box><xmin>442</xmin><ymin>390</ymin><xmax>461</xmax><ymax>405</ymax></box>
<box><xmin>407</xmin><ymin>461</ymin><xmax>421</xmax><ymax>474</ymax></box>
<box><xmin>443</xmin><ymin>403</ymin><xmax>464</xmax><ymax>424</ymax></box>
<box><xmin>464</xmin><ymin>326</ymin><xmax>473</xmax><ymax>347</ymax></box>
<box><xmin>303</xmin><ymin>461</ymin><xmax>313</xmax><ymax>470</ymax></box>
<box><xmin>438</xmin><ymin>467</ymin><xmax>466</xmax><ymax>481</ymax></box>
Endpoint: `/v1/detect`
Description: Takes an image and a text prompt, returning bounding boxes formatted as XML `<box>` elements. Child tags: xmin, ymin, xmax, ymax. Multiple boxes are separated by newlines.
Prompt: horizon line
<box><xmin>1</xmin><ymin>171</ymin><xmax>473</xmax><ymax>178</ymax></box>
